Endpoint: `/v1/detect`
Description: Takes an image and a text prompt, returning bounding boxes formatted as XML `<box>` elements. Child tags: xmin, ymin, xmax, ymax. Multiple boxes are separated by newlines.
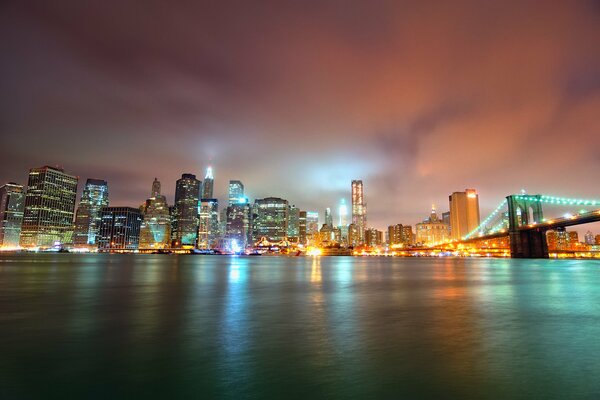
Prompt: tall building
<box><xmin>173</xmin><ymin>173</ymin><xmax>201</xmax><ymax>247</ymax></box>
<box><xmin>388</xmin><ymin>224</ymin><xmax>403</xmax><ymax>246</ymax></box>
<box><xmin>338</xmin><ymin>198</ymin><xmax>348</xmax><ymax>227</ymax></box>
<box><xmin>306</xmin><ymin>211</ymin><xmax>319</xmax><ymax>236</ymax></box>
<box><xmin>584</xmin><ymin>231</ymin><xmax>595</xmax><ymax>245</ymax></box>
<box><xmin>228</xmin><ymin>180</ymin><xmax>244</xmax><ymax>205</ymax></box>
<box><xmin>198</xmin><ymin>198</ymin><xmax>219</xmax><ymax>249</ymax></box>
<box><xmin>0</xmin><ymin>183</ymin><xmax>25</xmax><ymax>248</ymax></box>
<box><xmin>402</xmin><ymin>225</ymin><xmax>414</xmax><ymax>245</ymax></box>
<box><xmin>325</xmin><ymin>207</ymin><xmax>333</xmax><ymax>228</ymax></box>
<box><xmin>252</xmin><ymin>197</ymin><xmax>289</xmax><ymax>242</ymax></box>
<box><xmin>98</xmin><ymin>207</ymin><xmax>142</xmax><ymax>250</ymax></box>
<box><xmin>416</xmin><ymin>206</ymin><xmax>450</xmax><ymax>246</ymax></box>
<box><xmin>351</xmin><ymin>180</ymin><xmax>366</xmax><ymax>243</ymax></box>
<box><xmin>225</xmin><ymin>197</ymin><xmax>251</xmax><ymax>249</ymax></box>
<box><xmin>73</xmin><ymin>179</ymin><xmax>109</xmax><ymax>247</ymax></box>
<box><xmin>449</xmin><ymin>189</ymin><xmax>480</xmax><ymax>241</ymax></box>
<box><xmin>20</xmin><ymin>166</ymin><xmax>78</xmax><ymax>248</ymax></box>
<box><xmin>201</xmin><ymin>166</ymin><xmax>214</xmax><ymax>199</ymax></box>
<box><xmin>299</xmin><ymin>211</ymin><xmax>307</xmax><ymax>244</ymax></box>
<box><xmin>139</xmin><ymin>178</ymin><xmax>171</xmax><ymax>249</ymax></box>
<box><xmin>287</xmin><ymin>205</ymin><xmax>300</xmax><ymax>241</ymax></box>
<box><xmin>365</xmin><ymin>228</ymin><xmax>383</xmax><ymax>247</ymax></box>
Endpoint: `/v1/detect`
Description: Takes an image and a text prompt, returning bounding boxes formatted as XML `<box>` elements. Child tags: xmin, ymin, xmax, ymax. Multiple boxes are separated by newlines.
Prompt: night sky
<box><xmin>2</xmin><ymin>1</ymin><xmax>599</xmax><ymax>230</ymax></box>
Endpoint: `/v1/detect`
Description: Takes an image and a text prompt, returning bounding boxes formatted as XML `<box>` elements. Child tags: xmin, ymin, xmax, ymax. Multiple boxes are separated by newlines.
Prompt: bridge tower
<box><xmin>506</xmin><ymin>195</ymin><xmax>548</xmax><ymax>258</ymax></box>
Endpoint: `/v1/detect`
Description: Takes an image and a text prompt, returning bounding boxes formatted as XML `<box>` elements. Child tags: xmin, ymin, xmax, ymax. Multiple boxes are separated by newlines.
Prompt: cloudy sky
<box><xmin>1</xmin><ymin>0</ymin><xmax>599</xmax><ymax>230</ymax></box>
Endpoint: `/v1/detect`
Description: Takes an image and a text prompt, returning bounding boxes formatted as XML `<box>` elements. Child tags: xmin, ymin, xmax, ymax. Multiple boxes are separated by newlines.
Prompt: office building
<box><xmin>325</xmin><ymin>207</ymin><xmax>333</xmax><ymax>228</ymax></box>
<box><xmin>351</xmin><ymin>180</ymin><xmax>366</xmax><ymax>243</ymax></box>
<box><xmin>416</xmin><ymin>206</ymin><xmax>450</xmax><ymax>246</ymax></box>
<box><xmin>252</xmin><ymin>197</ymin><xmax>289</xmax><ymax>242</ymax></box>
<box><xmin>388</xmin><ymin>224</ymin><xmax>404</xmax><ymax>246</ymax></box>
<box><xmin>299</xmin><ymin>211</ymin><xmax>307</xmax><ymax>244</ymax></box>
<box><xmin>287</xmin><ymin>205</ymin><xmax>300</xmax><ymax>241</ymax></box>
<box><xmin>0</xmin><ymin>183</ymin><xmax>25</xmax><ymax>248</ymax></box>
<box><xmin>338</xmin><ymin>198</ymin><xmax>348</xmax><ymax>227</ymax></box>
<box><xmin>173</xmin><ymin>173</ymin><xmax>201</xmax><ymax>247</ymax></box>
<box><xmin>228</xmin><ymin>180</ymin><xmax>244</xmax><ymax>205</ymax></box>
<box><xmin>365</xmin><ymin>228</ymin><xmax>383</xmax><ymax>247</ymax></box>
<box><xmin>139</xmin><ymin>178</ymin><xmax>171</xmax><ymax>249</ymax></box>
<box><xmin>198</xmin><ymin>198</ymin><xmax>219</xmax><ymax>249</ymax></box>
<box><xmin>73</xmin><ymin>179</ymin><xmax>109</xmax><ymax>247</ymax></box>
<box><xmin>98</xmin><ymin>207</ymin><xmax>142</xmax><ymax>250</ymax></box>
<box><xmin>449</xmin><ymin>189</ymin><xmax>480</xmax><ymax>241</ymax></box>
<box><xmin>20</xmin><ymin>166</ymin><xmax>78</xmax><ymax>248</ymax></box>
<box><xmin>225</xmin><ymin>197</ymin><xmax>251</xmax><ymax>249</ymax></box>
<box><xmin>201</xmin><ymin>166</ymin><xmax>214</xmax><ymax>199</ymax></box>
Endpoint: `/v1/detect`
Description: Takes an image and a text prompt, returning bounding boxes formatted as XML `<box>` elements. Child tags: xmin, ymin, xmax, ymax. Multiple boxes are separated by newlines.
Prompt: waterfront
<box><xmin>1</xmin><ymin>254</ymin><xmax>600</xmax><ymax>398</ymax></box>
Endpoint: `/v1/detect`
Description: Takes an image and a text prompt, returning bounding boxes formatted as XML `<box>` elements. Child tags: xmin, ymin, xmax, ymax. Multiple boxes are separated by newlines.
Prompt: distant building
<box><xmin>596</xmin><ymin>235</ymin><xmax>600</xmax><ymax>245</ymax></box>
<box><xmin>449</xmin><ymin>189</ymin><xmax>480</xmax><ymax>240</ymax></box>
<box><xmin>198</xmin><ymin>198</ymin><xmax>219</xmax><ymax>249</ymax></box>
<box><xmin>225</xmin><ymin>197</ymin><xmax>251</xmax><ymax>249</ymax></box>
<box><xmin>228</xmin><ymin>180</ymin><xmax>244</xmax><ymax>205</ymax></box>
<box><xmin>416</xmin><ymin>206</ymin><xmax>450</xmax><ymax>246</ymax></box>
<box><xmin>348</xmin><ymin>223</ymin><xmax>360</xmax><ymax>247</ymax></box>
<box><xmin>20</xmin><ymin>166</ymin><xmax>78</xmax><ymax>248</ymax></box>
<box><xmin>98</xmin><ymin>207</ymin><xmax>142</xmax><ymax>250</ymax></box>
<box><xmin>0</xmin><ymin>183</ymin><xmax>25</xmax><ymax>248</ymax></box>
<box><xmin>584</xmin><ymin>231</ymin><xmax>595</xmax><ymax>245</ymax></box>
<box><xmin>252</xmin><ymin>197</ymin><xmax>289</xmax><ymax>242</ymax></box>
<box><xmin>365</xmin><ymin>228</ymin><xmax>383</xmax><ymax>247</ymax></box>
<box><xmin>442</xmin><ymin>211</ymin><xmax>451</xmax><ymax>236</ymax></box>
<box><xmin>139</xmin><ymin>178</ymin><xmax>171</xmax><ymax>249</ymax></box>
<box><xmin>402</xmin><ymin>225</ymin><xmax>414</xmax><ymax>245</ymax></box>
<box><xmin>338</xmin><ymin>198</ymin><xmax>348</xmax><ymax>227</ymax></box>
<box><xmin>547</xmin><ymin>228</ymin><xmax>581</xmax><ymax>251</ymax></box>
<box><xmin>73</xmin><ymin>179</ymin><xmax>109</xmax><ymax>247</ymax></box>
<box><xmin>325</xmin><ymin>207</ymin><xmax>333</xmax><ymax>228</ymax></box>
<box><xmin>388</xmin><ymin>224</ymin><xmax>403</xmax><ymax>245</ymax></box>
<box><xmin>306</xmin><ymin>211</ymin><xmax>319</xmax><ymax>235</ymax></box>
<box><xmin>287</xmin><ymin>205</ymin><xmax>300</xmax><ymax>241</ymax></box>
<box><xmin>299</xmin><ymin>211</ymin><xmax>307</xmax><ymax>244</ymax></box>
<box><xmin>173</xmin><ymin>173</ymin><xmax>200</xmax><ymax>247</ymax></box>
<box><xmin>351</xmin><ymin>180</ymin><xmax>366</xmax><ymax>243</ymax></box>
<box><xmin>201</xmin><ymin>166</ymin><xmax>214</xmax><ymax>199</ymax></box>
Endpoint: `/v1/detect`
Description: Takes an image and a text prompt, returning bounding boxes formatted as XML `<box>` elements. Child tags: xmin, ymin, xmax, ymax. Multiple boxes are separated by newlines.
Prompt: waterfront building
<box><xmin>388</xmin><ymin>224</ymin><xmax>403</xmax><ymax>246</ymax></box>
<box><xmin>73</xmin><ymin>179</ymin><xmax>109</xmax><ymax>247</ymax></box>
<box><xmin>449</xmin><ymin>189</ymin><xmax>480</xmax><ymax>241</ymax></box>
<box><xmin>416</xmin><ymin>206</ymin><xmax>450</xmax><ymax>246</ymax></box>
<box><xmin>173</xmin><ymin>173</ymin><xmax>200</xmax><ymax>247</ymax></box>
<box><xmin>20</xmin><ymin>166</ymin><xmax>78</xmax><ymax>248</ymax></box>
<box><xmin>225</xmin><ymin>197</ymin><xmax>251</xmax><ymax>249</ymax></box>
<box><xmin>299</xmin><ymin>211</ymin><xmax>307</xmax><ymax>244</ymax></box>
<box><xmin>402</xmin><ymin>225</ymin><xmax>414</xmax><ymax>245</ymax></box>
<box><xmin>351</xmin><ymin>180</ymin><xmax>366</xmax><ymax>244</ymax></box>
<box><xmin>252</xmin><ymin>197</ymin><xmax>289</xmax><ymax>242</ymax></box>
<box><xmin>198</xmin><ymin>198</ymin><xmax>219</xmax><ymax>249</ymax></box>
<box><xmin>139</xmin><ymin>178</ymin><xmax>171</xmax><ymax>249</ymax></box>
<box><xmin>98</xmin><ymin>207</ymin><xmax>142</xmax><ymax>250</ymax></box>
<box><xmin>0</xmin><ymin>183</ymin><xmax>25</xmax><ymax>248</ymax></box>
<box><xmin>306</xmin><ymin>211</ymin><xmax>319</xmax><ymax>235</ymax></box>
<box><xmin>547</xmin><ymin>229</ymin><xmax>581</xmax><ymax>251</ymax></box>
<box><xmin>584</xmin><ymin>231</ymin><xmax>595</xmax><ymax>245</ymax></box>
<box><xmin>348</xmin><ymin>223</ymin><xmax>360</xmax><ymax>247</ymax></box>
<box><xmin>201</xmin><ymin>166</ymin><xmax>214</xmax><ymax>199</ymax></box>
<box><xmin>287</xmin><ymin>205</ymin><xmax>300</xmax><ymax>241</ymax></box>
<box><xmin>365</xmin><ymin>228</ymin><xmax>383</xmax><ymax>247</ymax></box>
<box><xmin>228</xmin><ymin>180</ymin><xmax>244</xmax><ymax>205</ymax></box>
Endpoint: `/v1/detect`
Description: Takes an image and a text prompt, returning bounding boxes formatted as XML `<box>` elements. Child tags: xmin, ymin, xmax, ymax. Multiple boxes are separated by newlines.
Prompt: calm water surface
<box><xmin>1</xmin><ymin>254</ymin><xmax>599</xmax><ymax>399</ymax></box>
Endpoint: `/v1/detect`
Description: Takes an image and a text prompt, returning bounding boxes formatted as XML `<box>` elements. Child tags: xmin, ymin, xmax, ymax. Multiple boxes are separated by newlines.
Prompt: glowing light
<box><xmin>306</xmin><ymin>247</ymin><xmax>322</xmax><ymax>256</ymax></box>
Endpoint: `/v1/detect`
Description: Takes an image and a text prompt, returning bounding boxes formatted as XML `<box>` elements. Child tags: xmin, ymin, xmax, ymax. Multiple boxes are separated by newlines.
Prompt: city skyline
<box><xmin>1</xmin><ymin>2</ymin><xmax>600</xmax><ymax>231</ymax></box>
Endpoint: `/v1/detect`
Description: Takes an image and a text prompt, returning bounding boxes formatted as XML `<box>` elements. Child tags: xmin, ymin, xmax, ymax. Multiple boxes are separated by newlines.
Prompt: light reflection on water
<box><xmin>1</xmin><ymin>254</ymin><xmax>600</xmax><ymax>399</ymax></box>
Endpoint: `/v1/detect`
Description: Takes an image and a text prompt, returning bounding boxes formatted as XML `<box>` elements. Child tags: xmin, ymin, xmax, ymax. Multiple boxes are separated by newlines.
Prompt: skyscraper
<box><xmin>198</xmin><ymin>198</ymin><xmax>219</xmax><ymax>249</ymax></box>
<box><xmin>139</xmin><ymin>178</ymin><xmax>171</xmax><ymax>249</ymax></box>
<box><xmin>0</xmin><ymin>183</ymin><xmax>25</xmax><ymax>248</ymax></box>
<box><xmin>299</xmin><ymin>211</ymin><xmax>307</xmax><ymax>245</ymax></box>
<box><xmin>252</xmin><ymin>197</ymin><xmax>289</xmax><ymax>242</ymax></box>
<box><xmin>351</xmin><ymin>180</ymin><xmax>366</xmax><ymax>243</ymax></box>
<box><xmin>324</xmin><ymin>207</ymin><xmax>333</xmax><ymax>228</ymax></box>
<box><xmin>228</xmin><ymin>180</ymin><xmax>244</xmax><ymax>205</ymax></box>
<box><xmin>202</xmin><ymin>166</ymin><xmax>214</xmax><ymax>199</ymax></box>
<box><xmin>98</xmin><ymin>207</ymin><xmax>143</xmax><ymax>250</ymax></box>
<box><xmin>225</xmin><ymin>197</ymin><xmax>251</xmax><ymax>249</ymax></box>
<box><xmin>338</xmin><ymin>198</ymin><xmax>348</xmax><ymax>227</ymax></box>
<box><xmin>20</xmin><ymin>166</ymin><xmax>78</xmax><ymax>248</ymax></box>
<box><xmin>306</xmin><ymin>211</ymin><xmax>319</xmax><ymax>235</ymax></box>
<box><xmin>287</xmin><ymin>205</ymin><xmax>300</xmax><ymax>240</ymax></box>
<box><xmin>449</xmin><ymin>189</ymin><xmax>480</xmax><ymax>241</ymax></box>
<box><xmin>173</xmin><ymin>173</ymin><xmax>201</xmax><ymax>247</ymax></box>
<box><xmin>73</xmin><ymin>179</ymin><xmax>109</xmax><ymax>247</ymax></box>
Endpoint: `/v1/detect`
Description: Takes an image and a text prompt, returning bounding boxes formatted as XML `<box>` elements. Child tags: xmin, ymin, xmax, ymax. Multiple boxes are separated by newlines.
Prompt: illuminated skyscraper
<box><xmin>228</xmin><ymin>180</ymin><xmax>244</xmax><ymax>205</ymax></box>
<box><xmin>98</xmin><ymin>207</ymin><xmax>142</xmax><ymax>250</ymax></box>
<box><xmin>198</xmin><ymin>198</ymin><xmax>219</xmax><ymax>249</ymax></box>
<box><xmin>252</xmin><ymin>197</ymin><xmax>289</xmax><ymax>242</ymax></box>
<box><xmin>324</xmin><ymin>207</ymin><xmax>333</xmax><ymax>228</ymax></box>
<box><xmin>0</xmin><ymin>183</ymin><xmax>25</xmax><ymax>248</ymax></box>
<box><xmin>202</xmin><ymin>166</ymin><xmax>214</xmax><ymax>199</ymax></box>
<box><xmin>287</xmin><ymin>205</ymin><xmax>300</xmax><ymax>240</ymax></box>
<box><xmin>20</xmin><ymin>166</ymin><xmax>78</xmax><ymax>248</ymax></box>
<box><xmin>299</xmin><ymin>211</ymin><xmax>307</xmax><ymax>244</ymax></box>
<box><xmin>306</xmin><ymin>211</ymin><xmax>319</xmax><ymax>235</ymax></box>
<box><xmin>173</xmin><ymin>173</ymin><xmax>201</xmax><ymax>247</ymax></box>
<box><xmin>449</xmin><ymin>189</ymin><xmax>480</xmax><ymax>240</ymax></box>
<box><xmin>73</xmin><ymin>179</ymin><xmax>109</xmax><ymax>247</ymax></box>
<box><xmin>351</xmin><ymin>180</ymin><xmax>366</xmax><ymax>243</ymax></box>
<box><xmin>139</xmin><ymin>178</ymin><xmax>171</xmax><ymax>249</ymax></box>
<box><xmin>225</xmin><ymin>197</ymin><xmax>251</xmax><ymax>248</ymax></box>
<box><xmin>338</xmin><ymin>198</ymin><xmax>348</xmax><ymax>227</ymax></box>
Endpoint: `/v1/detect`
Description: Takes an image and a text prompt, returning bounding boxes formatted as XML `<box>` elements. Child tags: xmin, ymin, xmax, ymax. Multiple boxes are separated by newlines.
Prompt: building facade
<box><xmin>287</xmin><ymin>205</ymin><xmax>300</xmax><ymax>241</ymax></box>
<box><xmin>173</xmin><ymin>173</ymin><xmax>200</xmax><ymax>247</ymax></box>
<box><xmin>228</xmin><ymin>180</ymin><xmax>244</xmax><ymax>205</ymax></box>
<box><xmin>449</xmin><ymin>189</ymin><xmax>480</xmax><ymax>241</ymax></box>
<box><xmin>98</xmin><ymin>207</ymin><xmax>142</xmax><ymax>250</ymax></box>
<box><xmin>252</xmin><ymin>197</ymin><xmax>289</xmax><ymax>242</ymax></box>
<box><xmin>0</xmin><ymin>183</ymin><xmax>25</xmax><ymax>248</ymax></box>
<box><xmin>201</xmin><ymin>166</ymin><xmax>214</xmax><ymax>200</ymax></box>
<box><xmin>225</xmin><ymin>198</ymin><xmax>251</xmax><ymax>249</ymax></box>
<box><xmin>198</xmin><ymin>198</ymin><xmax>219</xmax><ymax>249</ymax></box>
<box><xmin>20</xmin><ymin>166</ymin><xmax>78</xmax><ymax>248</ymax></box>
<box><xmin>416</xmin><ymin>207</ymin><xmax>450</xmax><ymax>246</ymax></box>
<box><xmin>73</xmin><ymin>179</ymin><xmax>109</xmax><ymax>247</ymax></box>
<box><xmin>139</xmin><ymin>178</ymin><xmax>171</xmax><ymax>249</ymax></box>
<box><xmin>351</xmin><ymin>180</ymin><xmax>366</xmax><ymax>244</ymax></box>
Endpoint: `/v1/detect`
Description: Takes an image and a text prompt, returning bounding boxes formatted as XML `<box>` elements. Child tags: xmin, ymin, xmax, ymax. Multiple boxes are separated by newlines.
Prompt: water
<box><xmin>1</xmin><ymin>254</ymin><xmax>599</xmax><ymax>399</ymax></box>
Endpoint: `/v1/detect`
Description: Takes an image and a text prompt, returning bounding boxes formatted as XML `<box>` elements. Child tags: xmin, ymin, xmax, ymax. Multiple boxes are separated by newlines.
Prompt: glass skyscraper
<box><xmin>98</xmin><ymin>207</ymin><xmax>143</xmax><ymax>250</ymax></box>
<box><xmin>139</xmin><ymin>178</ymin><xmax>171</xmax><ymax>249</ymax></box>
<box><xmin>252</xmin><ymin>197</ymin><xmax>289</xmax><ymax>242</ymax></box>
<box><xmin>201</xmin><ymin>166</ymin><xmax>214</xmax><ymax>200</ymax></box>
<box><xmin>228</xmin><ymin>180</ymin><xmax>244</xmax><ymax>205</ymax></box>
<box><xmin>351</xmin><ymin>180</ymin><xmax>366</xmax><ymax>244</ymax></box>
<box><xmin>173</xmin><ymin>173</ymin><xmax>200</xmax><ymax>247</ymax></box>
<box><xmin>0</xmin><ymin>183</ymin><xmax>25</xmax><ymax>248</ymax></box>
<box><xmin>20</xmin><ymin>166</ymin><xmax>78</xmax><ymax>248</ymax></box>
<box><xmin>73</xmin><ymin>179</ymin><xmax>109</xmax><ymax>247</ymax></box>
<box><xmin>198</xmin><ymin>198</ymin><xmax>219</xmax><ymax>249</ymax></box>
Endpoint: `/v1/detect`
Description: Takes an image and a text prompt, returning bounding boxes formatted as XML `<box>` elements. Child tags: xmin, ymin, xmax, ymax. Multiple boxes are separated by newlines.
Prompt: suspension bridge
<box><xmin>459</xmin><ymin>194</ymin><xmax>600</xmax><ymax>258</ymax></box>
